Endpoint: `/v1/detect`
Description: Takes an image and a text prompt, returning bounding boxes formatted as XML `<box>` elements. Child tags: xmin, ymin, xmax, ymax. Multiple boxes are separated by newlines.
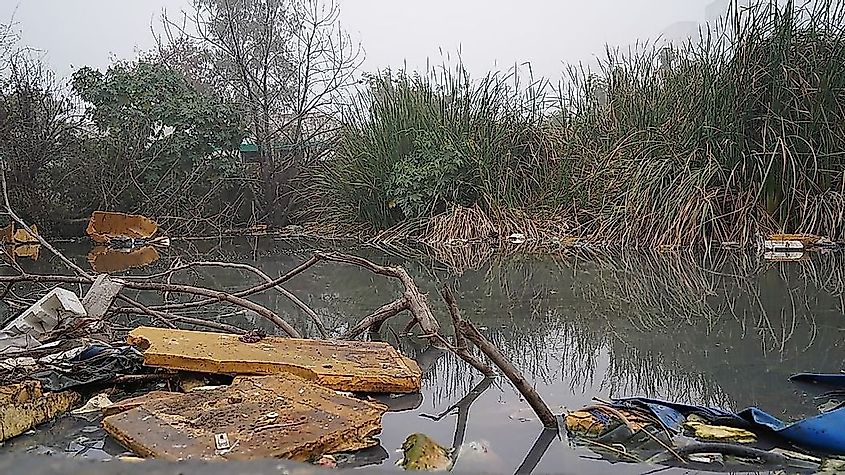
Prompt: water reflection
<box><xmin>4</xmin><ymin>240</ymin><xmax>845</xmax><ymax>473</ymax></box>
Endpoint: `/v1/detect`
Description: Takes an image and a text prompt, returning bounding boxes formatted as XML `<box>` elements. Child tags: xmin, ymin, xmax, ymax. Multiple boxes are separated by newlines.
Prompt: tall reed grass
<box><xmin>312</xmin><ymin>0</ymin><xmax>845</xmax><ymax>247</ymax></box>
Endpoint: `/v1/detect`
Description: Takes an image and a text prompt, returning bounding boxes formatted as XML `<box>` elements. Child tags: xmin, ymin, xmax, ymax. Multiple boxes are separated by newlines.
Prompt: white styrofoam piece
<box><xmin>2</xmin><ymin>287</ymin><xmax>86</xmax><ymax>341</ymax></box>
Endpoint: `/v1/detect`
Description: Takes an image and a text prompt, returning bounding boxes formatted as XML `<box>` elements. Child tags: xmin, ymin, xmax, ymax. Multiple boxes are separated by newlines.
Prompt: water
<box><xmin>3</xmin><ymin>239</ymin><xmax>845</xmax><ymax>474</ymax></box>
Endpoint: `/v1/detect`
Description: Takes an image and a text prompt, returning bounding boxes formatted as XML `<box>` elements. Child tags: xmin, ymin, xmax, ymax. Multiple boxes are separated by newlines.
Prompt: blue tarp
<box><xmin>613</xmin><ymin>396</ymin><xmax>845</xmax><ymax>455</ymax></box>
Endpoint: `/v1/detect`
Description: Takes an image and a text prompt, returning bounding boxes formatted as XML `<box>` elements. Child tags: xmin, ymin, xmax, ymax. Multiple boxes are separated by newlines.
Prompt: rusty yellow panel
<box><xmin>128</xmin><ymin>326</ymin><xmax>422</xmax><ymax>394</ymax></box>
<box><xmin>86</xmin><ymin>211</ymin><xmax>158</xmax><ymax>243</ymax></box>
<box><xmin>2</xmin><ymin>224</ymin><xmax>39</xmax><ymax>244</ymax></box>
<box><xmin>87</xmin><ymin>246</ymin><xmax>160</xmax><ymax>273</ymax></box>
<box><xmin>0</xmin><ymin>381</ymin><xmax>80</xmax><ymax>442</ymax></box>
<box><xmin>102</xmin><ymin>373</ymin><xmax>388</xmax><ymax>461</ymax></box>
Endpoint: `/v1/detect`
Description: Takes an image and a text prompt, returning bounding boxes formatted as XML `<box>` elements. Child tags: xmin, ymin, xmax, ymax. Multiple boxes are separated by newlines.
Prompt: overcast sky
<box><xmin>2</xmin><ymin>0</ymin><xmax>725</xmax><ymax>80</ymax></box>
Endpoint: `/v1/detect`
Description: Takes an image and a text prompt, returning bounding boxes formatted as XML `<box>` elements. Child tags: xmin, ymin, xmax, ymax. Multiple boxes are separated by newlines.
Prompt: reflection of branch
<box><xmin>441</xmin><ymin>287</ymin><xmax>496</xmax><ymax>377</ymax></box>
<box><xmin>514</xmin><ymin>429</ymin><xmax>558</xmax><ymax>475</ymax></box>
<box><xmin>420</xmin><ymin>377</ymin><xmax>494</xmax><ymax>453</ymax></box>
<box><xmin>442</xmin><ymin>284</ymin><xmax>556</xmax><ymax>428</ymax></box>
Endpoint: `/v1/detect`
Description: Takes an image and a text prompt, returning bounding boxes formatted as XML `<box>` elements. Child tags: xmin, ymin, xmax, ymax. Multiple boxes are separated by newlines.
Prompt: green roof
<box><xmin>240</xmin><ymin>143</ymin><xmax>259</xmax><ymax>153</ymax></box>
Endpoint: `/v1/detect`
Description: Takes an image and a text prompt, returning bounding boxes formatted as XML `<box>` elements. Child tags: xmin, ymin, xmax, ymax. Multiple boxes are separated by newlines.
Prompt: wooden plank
<box><xmin>127</xmin><ymin>326</ymin><xmax>422</xmax><ymax>394</ymax></box>
<box><xmin>102</xmin><ymin>374</ymin><xmax>388</xmax><ymax>461</ymax></box>
<box><xmin>0</xmin><ymin>381</ymin><xmax>80</xmax><ymax>441</ymax></box>
<box><xmin>82</xmin><ymin>274</ymin><xmax>125</xmax><ymax>319</ymax></box>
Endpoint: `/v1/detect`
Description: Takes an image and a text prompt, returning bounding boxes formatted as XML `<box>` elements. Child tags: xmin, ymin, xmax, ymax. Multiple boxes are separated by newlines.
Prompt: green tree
<box><xmin>71</xmin><ymin>60</ymin><xmax>246</xmax><ymax>234</ymax></box>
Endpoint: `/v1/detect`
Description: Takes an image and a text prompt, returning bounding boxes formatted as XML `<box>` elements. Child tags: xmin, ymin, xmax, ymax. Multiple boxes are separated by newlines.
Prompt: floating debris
<box><xmin>0</xmin><ymin>381</ymin><xmax>80</xmax><ymax>442</ymax></box>
<box><xmin>1</xmin><ymin>223</ymin><xmax>40</xmax><ymax>244</ymax></box>
<box><xmin>1</xmin><ymin>288</ymin><xmax>87</xmax><ymax>354</ymax></box>
<box><xmin>71</xmin><ymin>394</ymin><xmax>114</xmax><ymax>415</ymax></box>
<box><xmin>127</xmin><ymin>326</ymin><xmax>422</xmax><ymax>393</ymax></box>
<box><xmin>102</xmin><ymin>373</ymin><xmax>388</xmax><ymax>461</ymax></box>
<box><xmin>86</xmin><ymin>211</ymin><xmax>159</xmax><ymax>244</ymax></box>
<box><xmin>683</xmin><ymin>414</ymin><xmax>756</xmax><ymax>443</ymax></box>
<box><xmin>763</xmin><ymin>239</ymin><xmax>804</xmax><ymax>251</ymax></box>
<box><xmin>399</xmin><ymin>433</ymin><xmax>453</xmax><ymax>471</ymax></box>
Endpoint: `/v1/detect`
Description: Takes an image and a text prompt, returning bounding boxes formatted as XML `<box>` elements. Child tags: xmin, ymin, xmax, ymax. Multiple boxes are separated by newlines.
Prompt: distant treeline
<box><xmin>3</xmin><ymin>0</ymin><xmax>845</xmax><ymax>246</ymax></box>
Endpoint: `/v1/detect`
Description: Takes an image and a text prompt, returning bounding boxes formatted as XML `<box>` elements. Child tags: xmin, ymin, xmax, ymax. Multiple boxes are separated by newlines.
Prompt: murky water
<box><xmin>3</xmin><ymin>239</ymin><xmax>845</xmax><ymax>474</ymax></box>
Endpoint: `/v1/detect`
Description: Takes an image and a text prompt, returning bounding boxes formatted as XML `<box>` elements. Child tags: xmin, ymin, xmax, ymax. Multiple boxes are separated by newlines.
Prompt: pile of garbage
<box><xmin>565</xmin><ymin>377</ymin><xmax>845</xmax><ymax>473</ymax></box>
<box><xmin>0</xmin><ymin>280</ymin><xmax>423</xmax><ymax>467</ymax></box>
<box><xmin>1</xmin><ymin>310</ymin><xmax>423</xmax><ymax>466</ymax></box>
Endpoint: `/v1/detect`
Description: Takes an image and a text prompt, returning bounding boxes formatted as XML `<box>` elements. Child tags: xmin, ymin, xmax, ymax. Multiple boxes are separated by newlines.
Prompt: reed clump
<box><xmin>312</xmin><ymin>0</ymin><xmax>845</xmax><ymax>248</ymax></box>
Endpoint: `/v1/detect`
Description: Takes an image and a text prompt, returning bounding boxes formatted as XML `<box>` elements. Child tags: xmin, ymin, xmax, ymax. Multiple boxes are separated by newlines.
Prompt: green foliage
<box><xmin>72</xmin><ymin>61</ymin><xmax>243</xmax><ymax>182</ymax></box>
<box><xmin>314</xmin><ymin>0</ymin><xmax>845</xmax><ymax>246</ymax></box>
<box><xmin>314</xmin><ymin>68</ymin><xmax>556</xmax><ymax>229</ymax></box>
<box><xmin>387</xmin><ymin>131</ymin><xmax>480</xmax><ymax>219</ymax></box>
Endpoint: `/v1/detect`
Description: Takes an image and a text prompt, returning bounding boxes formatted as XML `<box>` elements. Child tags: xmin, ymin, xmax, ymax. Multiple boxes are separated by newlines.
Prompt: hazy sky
<box><xmin>2</xmin><ymin>0</ymin><xmax>723</xmax><ymax>80</ymax></box>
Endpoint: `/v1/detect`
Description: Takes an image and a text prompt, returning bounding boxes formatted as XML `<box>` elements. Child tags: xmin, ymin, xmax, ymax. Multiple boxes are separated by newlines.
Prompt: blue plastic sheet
<box><xmin>738</xmin><ymin>406</ymin><xmax>845</xmax><ymax>454</ymax></box>
<box><xmin>790</xmin><ymin>373</ymin><xmax>845</xmax><ymax>387</ymax></box>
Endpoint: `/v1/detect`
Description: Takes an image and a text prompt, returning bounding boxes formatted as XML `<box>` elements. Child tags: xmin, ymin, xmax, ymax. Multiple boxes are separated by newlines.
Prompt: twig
<box><xmin>161</xmin><ymin>261</ymin><xmax>326</xmax><ymax>338</ymax></box>
<box><xmin>115</xmin><ymin>295</ymin><xmax>178</xmax><ymax>329</ymax></box>
<box><xmin>0</xmin><ymin>165</ymin><xmax>92</xmax><ymax>278</ymax></box>
<box><xmin>113</xmin><ymin>306</ymin><xmax>246</xmax><ymax>334</ymax></box>
<box><xmin>147</xmin><ymin>255</ymin><xmax>322</xmax><ymax>313</ymax></box>
<box><xmin>119</xmin><ymin>280</ymin><xmax>300</xmax><ymax>337</ymax></box>
<box><xmin>0</xmin><ymin>273</ymin><xmax>298</xmax><ymax>337</ymax></box>
<box><xmin>110</xmin><ymin>373</ymin><xmax>178</xmax><ymax>385</ymax></box>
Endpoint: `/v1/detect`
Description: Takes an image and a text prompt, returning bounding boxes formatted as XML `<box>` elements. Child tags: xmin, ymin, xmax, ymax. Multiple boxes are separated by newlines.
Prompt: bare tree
<box><xmin>0</xmin><ymin>50</ymin><xmax>81</xmax><ymax>230</ymax></box>
<box><xmin>0</xmin><ymin>12</ymin><xmax>18</xmax><ymax>73</ymax></box>
<box><xmin>159</xmin><ymin>0</ymin><xmax>363</xmax><ymax>226</ymax></box>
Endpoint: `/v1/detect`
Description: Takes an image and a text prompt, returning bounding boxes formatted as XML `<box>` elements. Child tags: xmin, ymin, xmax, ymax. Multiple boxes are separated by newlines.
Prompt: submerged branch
<box><xmin>341</xmin><ymin>297</ymin><xmax>409</xmax><ymax>339</ymax></box>
<box><xmin>441</xmin><ymin>286</ymin><xmax>496</xmax><ymax>377</ymax></box>
<box><xmin>456</xmin><ymin>315</ymin><xmax>558</xmax><ymax>429</ymax></box>
<box><xmin>317</xmin><ymin>252</ymin><xmax>442</xmax><ymax>338</ymax></box>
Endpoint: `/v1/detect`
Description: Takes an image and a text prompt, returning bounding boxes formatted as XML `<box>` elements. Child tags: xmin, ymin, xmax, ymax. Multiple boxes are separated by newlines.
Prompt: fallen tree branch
<box><xmin>115</xmin><ymin>295</ymin><xmax>178</xmax><ymax>329</ymax></box>
<box><xmin>455</xmin><ymin>316</ymin><xmax>558</xmax><ymax>429</ymax></box>
<box><xmin>341</xmin><ymin>297</ymin><xmax>409</xmax><ymax>340</ymax></box>
<box><xmin>146</xmin><ymin>255</ymin><xmax>322</xmax><ymax>313</ymax></box>
<box><xmin>441</xmin><ymin>286</ymin><xmax>496</xmax><ymax>377</ymax></box>
<box><xmin>118</xmin><ymin>281</ymin><xmax>300</xmax><ymax>337</ymax></box>
<box><xmin>1</xmin><ymin>165</ymin><xmax>93</xmax><ymax>279</ymax></box>
<box><xmin>152</xmin><ymin>261</ymin><xmax>327</xmax><ymax>338</ymax></box>
<box><xmin>113</xmin><ymin>306</ymin><xmax>246</xmax><ymax>334</ymax></box>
